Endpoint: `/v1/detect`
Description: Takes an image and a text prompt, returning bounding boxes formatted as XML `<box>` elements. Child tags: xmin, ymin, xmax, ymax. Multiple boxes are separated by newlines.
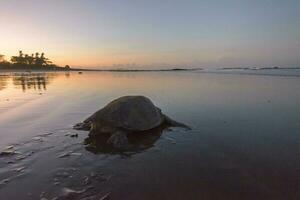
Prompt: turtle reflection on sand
<box><xmin>74</xmin><ymin>96</ymin><xmax>190</xmax><ymax>150</ymax></box>
<box><xmin>84</xmin><ymin>126</ymin><xmax>165</xmax><ymax>155</ymax></box>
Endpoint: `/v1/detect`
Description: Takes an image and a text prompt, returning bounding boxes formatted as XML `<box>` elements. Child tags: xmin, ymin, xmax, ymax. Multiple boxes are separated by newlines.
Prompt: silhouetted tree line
<box><xmin>0</xmin><ymin>51</ymin><xmax>71</xmax><ymax>70</ymax></box>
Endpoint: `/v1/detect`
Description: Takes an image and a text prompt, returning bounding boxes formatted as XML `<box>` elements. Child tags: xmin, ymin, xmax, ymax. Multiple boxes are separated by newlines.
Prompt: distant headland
<box><xmin>0</xmin><ymin>51</ymin><xmax>71</xmax><ymax>71</ymax></box>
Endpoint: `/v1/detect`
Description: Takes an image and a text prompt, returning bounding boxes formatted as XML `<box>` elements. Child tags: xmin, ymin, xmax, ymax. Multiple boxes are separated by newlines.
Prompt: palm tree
<box><xmin>34</xmin><ymin>52</ymin><xmax>42</xmax><ymax>66</ymax></box>
<box><xmin>19</xmin><ymin>51</ymin><xmax>25</xmax><ymax>65</ymax></box>
<box><xmin>19</xmin><ymin>50</ymin><xmax>23</xmax><ymax>58</ymax></box>
<box><xmin>28</xmin><ymin>54</ymin><xmax>34</xmax><ymax>65</ymax></box>
<box><xmin>0</xmin><ymin>54</ymin><xmax>4</xmax><ymax>62</ymax></box>
<box><xmin>11</xmin><ymin>55</ymin><xmax>20</xmax><ymax>64</ymax></box>
<box><xmin>36</xmin><ymin>52</ymin><xmax>52</xmax><ymax>66</ymax></box>
<box><xmin>11</xmin><ymin>50</ymin><xmax>26</xmax><ymax>65</ymax></box>
<box><xmin>24</xmin><ymin>54</ymin><xmax>29</xmax><ymax>65</ymax></box>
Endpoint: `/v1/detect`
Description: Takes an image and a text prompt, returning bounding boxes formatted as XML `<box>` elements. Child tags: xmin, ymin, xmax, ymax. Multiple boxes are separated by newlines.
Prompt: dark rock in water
<box><xmin>70</xmin><ymin>133</ymin><xmax>78</xmax><ymax>138</ymax></box>
<box><xmin>75</xmin><ymin>96</ymin><xmax>190</xmax><ymax>150</ymax></box>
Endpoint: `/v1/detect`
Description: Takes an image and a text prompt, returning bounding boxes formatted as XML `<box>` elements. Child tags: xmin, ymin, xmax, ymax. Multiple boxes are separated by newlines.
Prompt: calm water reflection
<box><xmin>0</xmin><ymin>75</ymin><xmax>8</xmax><ymax>91</ymax></box>
<box><xmin>0</xmin><ymin>72</ymin><xmax>57</xmax><ymax>91</ymax></box>
<box><xmin>0</xmin><ymin>71</ymin><xmax>299</xmax><ymax>200</ymax></box>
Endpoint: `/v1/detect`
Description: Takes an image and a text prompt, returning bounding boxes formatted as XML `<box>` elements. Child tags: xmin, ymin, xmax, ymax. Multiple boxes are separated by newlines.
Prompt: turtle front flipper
<box><xmin>107</xmin><ymin>130</ymin><xmax>129</xmax><ymax>149</ymax></box>
<box><xmin>73</xmin><ymin>121</ymin><xmax>92</xmax><ymax>131</ymax></box>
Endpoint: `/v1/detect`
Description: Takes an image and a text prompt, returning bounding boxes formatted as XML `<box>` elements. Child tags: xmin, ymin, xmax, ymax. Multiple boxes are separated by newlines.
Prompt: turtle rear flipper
<box><xmin>164</xmin><ymin>115</ymin><xmax>191</xmax><ymax>130</ymax></box>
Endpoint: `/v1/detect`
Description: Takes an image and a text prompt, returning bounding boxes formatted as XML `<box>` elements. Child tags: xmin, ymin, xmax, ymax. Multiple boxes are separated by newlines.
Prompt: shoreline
<box><xmin>0</xmin><ymin>67</ymin><xmax>203</xmax><ymax>73</ymax></box>
<box><xmin>1</xmin><ymin>67</ymin><xmax>300</xmax><ymax>73</ymax></box>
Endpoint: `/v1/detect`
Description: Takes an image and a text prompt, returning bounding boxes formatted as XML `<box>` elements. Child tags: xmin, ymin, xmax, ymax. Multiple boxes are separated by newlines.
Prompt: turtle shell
<box><xmin>88</xmin><ymin>96</ymin><xmax>164</xmax><ymax>131</ymax></box>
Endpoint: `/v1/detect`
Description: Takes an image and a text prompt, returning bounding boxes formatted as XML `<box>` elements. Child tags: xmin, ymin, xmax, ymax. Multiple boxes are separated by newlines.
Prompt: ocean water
<box><xmin>0</xmin><ymin>70</ymin><xmax>299</xmax><ymax>199</ymax></box>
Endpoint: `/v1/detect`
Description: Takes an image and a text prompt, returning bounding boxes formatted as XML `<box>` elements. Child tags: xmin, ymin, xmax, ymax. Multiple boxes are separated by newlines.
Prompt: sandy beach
<box><xmin>0</xmin><ymin>70</ymin><xmax>299</xmax><ymax>199</ymax></box>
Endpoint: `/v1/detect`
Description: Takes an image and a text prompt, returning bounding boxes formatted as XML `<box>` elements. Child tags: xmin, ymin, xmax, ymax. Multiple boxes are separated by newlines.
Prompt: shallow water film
<box><xmin>0</xmin><ymin>71</ymin><xmax>300</xmax><ymax>200</ymax></box>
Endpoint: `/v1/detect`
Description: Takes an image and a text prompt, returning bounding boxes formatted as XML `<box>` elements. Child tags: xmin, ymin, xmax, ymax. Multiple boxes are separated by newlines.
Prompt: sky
<box><xmin>0</xmin><ymin>0</ymin><xmax>299</xmax><ymax>69</ymax></box>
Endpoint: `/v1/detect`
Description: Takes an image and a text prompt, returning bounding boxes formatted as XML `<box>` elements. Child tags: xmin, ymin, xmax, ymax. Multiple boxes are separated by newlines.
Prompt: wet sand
<box><xmin>0</xmin><ymin>71</ymin><xmax>300</xmax><ymax>199</ymax></box>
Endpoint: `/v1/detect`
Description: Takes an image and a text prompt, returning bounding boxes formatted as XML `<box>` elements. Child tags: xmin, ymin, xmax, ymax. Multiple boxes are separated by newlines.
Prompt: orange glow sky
<box><xmin>1</xmin><ymin>1</ymin><xmax>299</xmax><ymax>69</ymax></box>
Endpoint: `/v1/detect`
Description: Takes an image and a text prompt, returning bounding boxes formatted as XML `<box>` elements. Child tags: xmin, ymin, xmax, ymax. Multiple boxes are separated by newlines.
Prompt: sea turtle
<box><xmin>74</xmin><ymin>96</ymin><xmax>189</xmax><ymax>149</ymax></box>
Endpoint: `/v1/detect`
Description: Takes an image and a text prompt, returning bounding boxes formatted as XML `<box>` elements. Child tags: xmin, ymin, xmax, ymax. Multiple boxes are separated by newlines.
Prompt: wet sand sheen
<box><xmin>0</xmin><ymin>71</ymin><xmax>300</xmax><ymax>199</ymax></box>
